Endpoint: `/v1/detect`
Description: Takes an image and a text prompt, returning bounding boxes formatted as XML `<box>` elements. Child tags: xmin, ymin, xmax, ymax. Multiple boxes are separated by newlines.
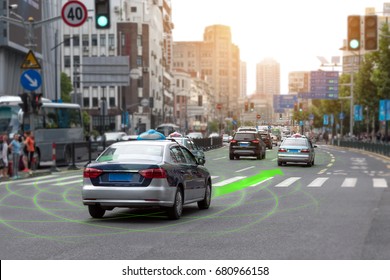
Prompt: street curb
<box><xmin>328</xmin><ymin>144</ymin><xmax>390</xmax><ymax>161</ymax></box>
<box><xmin>1</xmin><ymin>166</ymin><xmax>83</xmax><ymax>182</ymax></box>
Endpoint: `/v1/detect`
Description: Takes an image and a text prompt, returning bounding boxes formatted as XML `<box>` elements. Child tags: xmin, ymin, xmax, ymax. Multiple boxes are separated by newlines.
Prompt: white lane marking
<box><xmin>307</xmin><ymin>177</ymin><xmax>329</xmax><ymax>188</ymax></box>
<box><xmin>213</xmin><ymin>157</ymin><xmax>226</xmax><ymax>160</ymax></box>
<box><xmin>250</xmin><ymin>177</ymin><xmax>274</xmax><ymax>187</ymax></box>
<box><xmin>275</xmin><ymin>177</ymin><xmax>301</xmax><ymax>188</ymax></box>
<box><xmin>341</xmin><ymin>178</ymin><xmax>357</xmax><ymax>188</ymax></box>
<box><xmin>235</xmin><ymin>166</ymin><xmax>255</xmax><ymax>173</ymax></box>
<box><xmin>19</xmin><ymin>175</ymin><xmax>82</xmax><ymax>186</ymax></box>
<box><xmin>373</xmin><ymin>178</ymin><xmax>388</xmax><ymax>188</ymax></box>
<box><xmin>211</xmin><ymin>176</ymin><xmax>219</xmax><ymax>180</ymax></box>
<box><xmin>213</xmin><ymin>176</ymin><xmax>246</xmax><ymax>187</ymax></box>
<box><xmin>53</xmin><ymin>179</ymin><xmax>83</xmax><ymax>186</ymax></box>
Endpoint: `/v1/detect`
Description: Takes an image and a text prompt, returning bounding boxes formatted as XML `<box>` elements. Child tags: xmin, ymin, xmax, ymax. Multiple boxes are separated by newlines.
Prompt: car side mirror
<box><xmin>197</xmin><ymin>157</ymin><xmax>205</xmax><ymax>165</ymax></box>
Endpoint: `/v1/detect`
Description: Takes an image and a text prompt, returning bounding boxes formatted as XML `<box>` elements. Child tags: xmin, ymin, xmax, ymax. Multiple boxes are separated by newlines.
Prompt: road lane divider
<box><xmin>213</xmin><ymin>169</ymin><xmax>283</xmax><ymax>197</ymax></box>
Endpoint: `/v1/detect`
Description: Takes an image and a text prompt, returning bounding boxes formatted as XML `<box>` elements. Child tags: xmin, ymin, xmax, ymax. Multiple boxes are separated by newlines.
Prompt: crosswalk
<box><xmin>3</xmin><ymin>173</ymin><xmax>388</xmax><ymax>190</ymax></box>
<box><xmin>212</xmin><ymin>175</ymin><xmax>388</xmax><ymax>189</ymax></box>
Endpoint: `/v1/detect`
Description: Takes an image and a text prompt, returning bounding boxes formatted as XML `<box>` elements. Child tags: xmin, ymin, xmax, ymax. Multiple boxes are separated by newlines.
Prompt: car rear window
<box><xmin>234</xmin><ymin>133</ymin><xmax>255</xmax><ymax>140</ymax></box>
<box><xmin>97</xmin><ymin>144</ymin><xmax>163</xmax><ymax>162</ymax></box>
<box><xmin>282</xmin><ymin>139</ymin><xmax>308</xmax><ymax>146</ymax></box>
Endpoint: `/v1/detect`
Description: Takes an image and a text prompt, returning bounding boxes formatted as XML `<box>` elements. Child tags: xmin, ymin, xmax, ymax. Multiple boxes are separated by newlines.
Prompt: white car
<box><xmin>187</xmin><ymin>132</ymin><xmax>203</xmax><ymax>139</ymax></box>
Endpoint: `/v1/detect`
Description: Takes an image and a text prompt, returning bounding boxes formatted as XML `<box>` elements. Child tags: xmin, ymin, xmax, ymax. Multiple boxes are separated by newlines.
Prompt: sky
<box><xmin>170</xmin><ymin>0</ymin><xmax>386</xmax><ymax>95</ymax></box>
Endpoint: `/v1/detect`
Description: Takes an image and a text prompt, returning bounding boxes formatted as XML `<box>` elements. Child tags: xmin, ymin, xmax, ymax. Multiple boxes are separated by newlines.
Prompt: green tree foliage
<box><xmin>60</xmin><ymin>72</ymin><xmax>72</xmax><ymax>103</ymax></box>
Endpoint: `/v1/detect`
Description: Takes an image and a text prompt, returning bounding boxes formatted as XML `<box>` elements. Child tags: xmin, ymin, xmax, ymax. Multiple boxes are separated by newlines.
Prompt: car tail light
<box><xmin>251</xmin><ymin>140</ymin><xmax>260</xmax><ymax>144</ymax></box>
<box><xmin>230</xmin><ymin>140</ymin><xmax>237</xmax><ymax>144</ymax></box>
<box><xmin>83</xmin><ymin>168</ymin><xmax>103</xmax><ymax>178</ymax></box>
<box><xmin>301</xmin><ymin>149</ymin><xmax>310</xmax><ymax>153</ymax></box>
<box><xmin>278</xmin><ymin>148</ymin><xmax>287</xmax><ymax>152</ymax></box>
<box><xmin>139</xmin><ymin>168</ymin><xmax>167</xmax><ymax>179</ymax></box>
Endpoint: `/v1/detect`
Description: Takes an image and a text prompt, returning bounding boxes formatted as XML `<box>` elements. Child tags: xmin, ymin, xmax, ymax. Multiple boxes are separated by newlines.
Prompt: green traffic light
<box><xmin>349</xmin><ymin>39</ymin><xmax>359</xmax><ymax>49</ymax></box>
<box><xmin>97</xmin><ymin>15</ymin><xmax>109</xmax><ymax>27</ymax></box>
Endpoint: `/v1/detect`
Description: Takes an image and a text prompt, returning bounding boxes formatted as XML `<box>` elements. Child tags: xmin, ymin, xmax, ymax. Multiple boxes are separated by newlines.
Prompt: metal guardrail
<box><xmin>334</xmin><ymin>140</ymin><xmax>390</xmax><ymax>158</ymax></box>
<box><xmin>193</xmin><ymin>137</ymin><xmax>223</xmax><ymax>151</ymax></box>
<box><xmin>52</xmin><ymin>137</ymin><xmax>224</xmax><ymax>166</ymax></box>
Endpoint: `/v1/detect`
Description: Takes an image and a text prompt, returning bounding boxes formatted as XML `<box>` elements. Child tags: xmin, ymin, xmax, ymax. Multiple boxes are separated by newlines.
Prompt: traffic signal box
<box><xmin>19</xmin><ymin>93</ymin><xmax>30</xmax><ymax>113</ymax></box>
<box><xmin>95</xmin><ymin>0</ymin><xmax>111</xmax><ymax>29</ymax></box>
<box><xmin>364</xmin><ymin>15</ymin><xmax>378</xmax><ymax>51</ymax></box>
<box><xmin>244</xmin><ymin>102</ymin><xmax>249</xmax><ymax>112</ymax></box>
<box><xmin>250</xmin><ymin>102</ymin><xmax>254</xmax><ymax>112</ymax></box>
<box><xmin>31</xmin><ymin>93</ymin><xmax>43</xmax><ymax>113</ymax></box>
<box><xmin>347</xmin><ymin>15</ymin><xmax>361</xmax><ymax>51</ymax></box>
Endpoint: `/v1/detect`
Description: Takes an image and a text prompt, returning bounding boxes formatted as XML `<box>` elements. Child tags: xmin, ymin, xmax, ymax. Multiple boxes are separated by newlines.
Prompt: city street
<box><xmin>1</xmin><ymin>144</ymin><xmax>389</xmax><ymax>260</ymax></box>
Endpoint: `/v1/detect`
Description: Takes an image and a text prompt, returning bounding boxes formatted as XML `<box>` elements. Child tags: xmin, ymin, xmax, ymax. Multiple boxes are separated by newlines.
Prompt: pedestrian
<box><xmin>1</xmin><ymin>134</ymin><xmax>9</xmax><ymax>179</ymax></box>
<box><xmin>9</xmin><ymin>133</ymin><xmax>21</xmax><ymax>179</ymax></box>
<box><xmin>24</xmin><ymin>131</ymin><xmax>35</xmax><ymax>171</ymax></box>
<box><xmin>323</xmin><ymin>131</ymin><xmax>329</xmax><ymax>145</ymax></box>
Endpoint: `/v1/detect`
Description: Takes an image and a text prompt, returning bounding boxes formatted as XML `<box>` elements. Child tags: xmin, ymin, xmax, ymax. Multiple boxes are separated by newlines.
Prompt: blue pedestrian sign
<box><xmin>20</xmin><ymin>69</ymin><xmax>42</xmax><ymax>91</ymax></box>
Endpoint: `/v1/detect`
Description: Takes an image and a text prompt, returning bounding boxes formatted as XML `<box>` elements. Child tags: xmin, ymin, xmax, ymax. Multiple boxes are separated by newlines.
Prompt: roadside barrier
<box><xmin>50</xmin><ymin>142</ymin><xmax>60</xmax><ymax>172</ymax></box>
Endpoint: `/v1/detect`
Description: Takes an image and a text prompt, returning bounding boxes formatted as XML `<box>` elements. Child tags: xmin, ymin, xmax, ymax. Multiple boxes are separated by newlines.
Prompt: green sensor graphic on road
<box><xmin>213</xmin><ymin>169</ymin><xmax>284</xmax><ymax>197</ymax></box>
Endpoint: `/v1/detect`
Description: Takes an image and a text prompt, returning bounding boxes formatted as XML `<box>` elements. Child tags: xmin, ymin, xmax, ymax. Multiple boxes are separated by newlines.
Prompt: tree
<box><xmin>60</xmin><ymin>72</ymin><xmax>73</xmax><ymax>103</ymax></box>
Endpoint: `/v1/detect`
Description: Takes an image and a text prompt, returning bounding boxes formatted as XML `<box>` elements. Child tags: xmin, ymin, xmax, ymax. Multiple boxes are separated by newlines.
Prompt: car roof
<box><xmin>109</xmin><ymin>140</ymin><xmax>175</xmax><ymax>147</ymax></box>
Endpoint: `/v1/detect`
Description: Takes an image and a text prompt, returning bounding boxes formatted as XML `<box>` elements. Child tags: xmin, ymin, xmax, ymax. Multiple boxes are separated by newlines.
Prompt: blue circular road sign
<box><xmin>20</xmin><ymin>69</ymin><xmax>42</xmax><ymax>91</ymax></box>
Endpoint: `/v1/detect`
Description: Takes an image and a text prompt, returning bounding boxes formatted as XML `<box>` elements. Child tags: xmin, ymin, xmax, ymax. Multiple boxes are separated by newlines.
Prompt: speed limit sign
<box><xmin>61</xmin><ymin>1</ymin><xmax>88</xmax><ymax>27</ymax></box>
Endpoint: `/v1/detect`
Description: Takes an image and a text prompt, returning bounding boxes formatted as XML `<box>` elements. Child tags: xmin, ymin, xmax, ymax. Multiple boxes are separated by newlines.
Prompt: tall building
<box><xmin>256</xmin><ymin>58</ymin><xmax>280</xmax><ymax>97</ymax></box>
<box><xmin>240</xmin><ymin>61</ymin><xmax>247</xmax><ymax>98</ymax></box>
<box><xmin>0</xmin><ymin>0</ymin><xmax>56</xmax><ymax>97</ymax></box>
<box><xmin>61</xmin><ymin>0</ymin><xmax>173</xmax><ymax>133</ymax></box>
<box><xmin>172</xmin><ymin>24</ymin><xmax>240</xmax><ymax>120</ymax></box>
<box><xmin>288</xmin><ymin>71</ymin><xmax>310</xmax><ymax>93</ymax></box>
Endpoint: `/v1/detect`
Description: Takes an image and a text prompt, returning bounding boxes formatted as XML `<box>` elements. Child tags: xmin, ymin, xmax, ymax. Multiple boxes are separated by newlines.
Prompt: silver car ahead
<box><xmin>277</xmin><ymin>135</ymin><xmax>317</xmax><ymax>167</ymax></box>
<box><xmin>82</xmin><ymin>140</ymin><xmax>212</xmax><ymax>220</ymax></box>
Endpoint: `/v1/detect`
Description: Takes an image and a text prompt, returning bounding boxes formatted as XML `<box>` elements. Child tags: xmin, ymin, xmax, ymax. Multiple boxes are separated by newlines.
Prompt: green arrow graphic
<box><xmin>213</xmin><ymin>169</ymin><xmax>284</xmax><ymax>197</ymax></box>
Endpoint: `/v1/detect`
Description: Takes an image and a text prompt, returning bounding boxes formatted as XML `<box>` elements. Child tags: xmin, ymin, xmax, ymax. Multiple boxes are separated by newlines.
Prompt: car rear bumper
<box><xmin>82</xmin><ymin>184</ymin><xmax>177</xmax><ymax>208</ymax></box>
<box><xmin>277</xmin><ymin>154</ymin><xmax>311</xmax><ymax>163</ymax></box>
<box><xmin>230</xmin><ymin>148</ymin><xmax>260</xmax><ymax>156</ymax></box>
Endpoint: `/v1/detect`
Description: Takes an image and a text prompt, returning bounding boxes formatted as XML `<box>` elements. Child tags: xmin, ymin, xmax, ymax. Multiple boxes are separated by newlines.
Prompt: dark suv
<box><xmin>258</xmin><ymin>131</ymin><xmax>273</xmax><ymax>149</ymax></box>
<box><xmin>229</xmin><ymin>131</ymin><xmax>266</xmax><ymax>160</ymax></box>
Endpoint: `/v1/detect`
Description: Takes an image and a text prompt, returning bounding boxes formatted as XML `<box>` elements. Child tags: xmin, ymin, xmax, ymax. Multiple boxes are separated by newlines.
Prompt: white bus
<box><xmin>0</xmin><ymin>95</ymin><xmax>84</xmax><ymax>167</ymax></box>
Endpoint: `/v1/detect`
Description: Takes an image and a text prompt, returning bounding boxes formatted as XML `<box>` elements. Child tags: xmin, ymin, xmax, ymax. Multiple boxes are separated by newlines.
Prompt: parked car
<box><xmin>237</xmin><ymin>126</ymin><xmax>258</xmax><ymax>133</ymax></box>
<box><xmin>187</xmin><ymin>132</ymin><xmax>203</xmax><ymax>139</ymax></box>
<box><xmin>258</xmin><ymin>131</ymin><xmax>273</xmax><ymax>149</ymax></box>
<box><xmin>229</xmin><ymin>131</ymin><xmax>266</xmax><ymax>160</ymax></box>
<box><xmin>222</xmin><ymin>134</ymin><xmax>231</xmax><ymax>143</ymax></box>
<box><xmin>169</xmin><ymin>136</ymin><xmax>206</xmax><ymax>164</ymax></box>
<box><xmin>277</xmin><ymin>134</ymin><xmax>317</xmax><ymax>166</ymax></box>
<box><xmin>209</xmin><ymin>132</ymin><xmax>220</xmax><ymax>138</ymax></box>
<box><xmin>270</xmin><ymin>133</ymin><xmax>278</xmax><ymax>146</ymax></box>
<box><xmin>82</xmin><ymin>140</ymin><xmax>212</xmax><ymax>220</ymax></box>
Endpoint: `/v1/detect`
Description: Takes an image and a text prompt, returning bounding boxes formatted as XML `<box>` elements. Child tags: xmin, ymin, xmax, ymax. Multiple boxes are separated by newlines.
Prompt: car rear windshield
<box><xmin>282</xmin><ymin>139</ymin><xmax>308</xmax><ymax>146</ymax></box>
<box><xmin>97</xmin><ymin>144</ymin><xmax>163</xmax><ymax>162</ymax></box>
<box><xmin>234</xmin><ymin>133</ymin><xmax>255</xmax><ymax>140</ymax></box>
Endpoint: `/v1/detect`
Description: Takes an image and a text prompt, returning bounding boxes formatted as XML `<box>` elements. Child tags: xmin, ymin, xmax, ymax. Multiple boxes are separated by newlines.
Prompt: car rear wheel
<box><xmin>256</xmin><ymin>153</ymin><xmax>261</xmax><ymax>160</ymax></box>
<box><xmin>277</xmin><ymin>161</ymin><xmax>282</xmax><ymax>166</ymax></box>
<box><xmin>198</xmin><ymin>182</ymin><xmax>211</xmax><ymax>210</ymax></box>
<box><xmin>168</xmin><ymin>188</ymin><xmax>183</xmax><ymax>220</ymax></box>
<box><xmin>88</xmin><ymin>205</ymin><xmax>106</xmax><ymax>218</ymax></box>
<box><xmin>229</xmin><ymin>154</ymin><xmax>234</xmax><ymax>160</ymax></box>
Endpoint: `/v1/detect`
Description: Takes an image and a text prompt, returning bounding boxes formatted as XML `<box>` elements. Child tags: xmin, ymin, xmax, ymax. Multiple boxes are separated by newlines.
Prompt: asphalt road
<box><xmin>0</xmin><ymin>143</ymin><xmax>389</xmax><ymax>260</ymax></box>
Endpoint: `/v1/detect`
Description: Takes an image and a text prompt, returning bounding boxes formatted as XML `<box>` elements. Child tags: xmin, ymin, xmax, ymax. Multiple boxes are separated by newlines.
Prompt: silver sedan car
<box><xmin>277</xmin><ymin>135</ymin><xmax>317</xmax><ymax>167</ymax></box>
<box><xmin>82</xmin><ymin>140</ymin><xmax>212</xmax><ymax>220</ymax></box>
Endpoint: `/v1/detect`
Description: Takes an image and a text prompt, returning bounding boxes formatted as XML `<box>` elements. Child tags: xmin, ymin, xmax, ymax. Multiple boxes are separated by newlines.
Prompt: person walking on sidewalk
<box><xmin>1</xmin><ymin>134</ymin><xmax>9</xmax><ymax>179</ymax></box>
<box><xmin>24</xmin><ymin>131</ymin><xmax>35</xmax><ymax>171</ymax></box>
<box><xmin>9</xmin><ymin>133</ymin><xmax>21</xmax><ymax>179</ymax></box>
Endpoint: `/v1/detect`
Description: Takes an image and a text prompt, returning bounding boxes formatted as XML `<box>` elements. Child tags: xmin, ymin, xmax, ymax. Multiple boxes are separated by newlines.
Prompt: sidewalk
<box><xmin>0</xmin><ymin>163</ymin><xmax>85</xmax><ymax>182</ymax></box>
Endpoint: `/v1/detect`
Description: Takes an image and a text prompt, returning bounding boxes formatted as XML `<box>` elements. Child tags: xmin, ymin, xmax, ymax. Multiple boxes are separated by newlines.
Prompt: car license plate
<box><xmin>288</xmin><ymin>149</ymin><xmax>299</xmax><ymax>153</ymax></box>
<box><xmin>239</xmin><ymin>143</ymin><xmax>249</xmax><ymax>147</ymax></box>
<box><xmin>109</xmin><ymin>173</ymin><xmax>132</xmax><ymax>182</ymax></box>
